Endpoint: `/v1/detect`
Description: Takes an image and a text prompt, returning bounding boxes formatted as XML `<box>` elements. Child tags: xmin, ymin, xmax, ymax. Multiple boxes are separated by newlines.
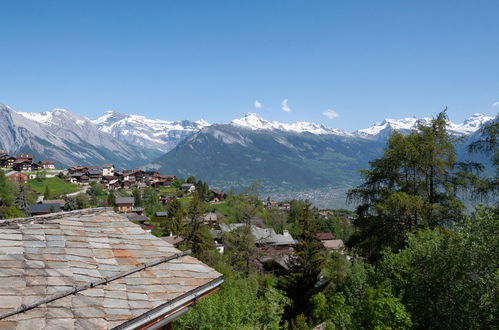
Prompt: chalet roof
<box><xmin>88</xmin><ymin>168</ymin><xmax>102</xmax><ymax>175</ymax></box>
<box><xmin>125</xmin><ymin>213</ymin><xmax>149</xmax><ymax>222</ymax></box>
<box><xmin>316</xmin><ymin>232</ymin><xmax>335</xmax><ymax>241</ymax></box>
<box><xmin>103</xmin><ymin>164</ymin><xmax>114</xmax><ymax>169</ymax></box>
<box><xmin>115</xmin><ymin>197</ymin><xmax>135</xmax><ymax>205</ymax></box>
<box><xmin>39</xmin><ymin>160</ymin><xmax>55</xmax><ymax>165</ymax></box>
<box><xmin>220</xmin><ymin>224</ymin><xmax>297</xmax><ymax>246</ymax></box>
<box><xmin>155</xmin><ymin>212</ymin><xmax>168</xmax><ymax>217</ymax></box>
<box><xmin>0</xmin><ymin>208</ymin><xmax>222</xmax><ymax>329</ymax></box>
<box><xmin>323</xmin><ymin>239</ymin><xmax>345</xmax><ymax>250</ymax></box>
<box><xmin>41</xmin><ymin>200</ymin><xmax>66</xmax><ymax>207</ymax></box>
<box><xmin>28</xmin><ymin>203</ymin><xmax>61</xmax><ymax>214</ymax></box>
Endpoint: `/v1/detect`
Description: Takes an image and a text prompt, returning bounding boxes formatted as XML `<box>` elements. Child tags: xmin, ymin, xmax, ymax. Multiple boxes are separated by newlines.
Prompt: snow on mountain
<box><xmin>230</xmin><ymin>113</ymin><xmax>352</xmax><ymax>136</ymax></box>
<box><xmin>93</xmin><ymin>111</ymin><xmax>211</xmax><ymax>152</ymax></box>
<box><xmin>355</xmin><ymin>114</ymin><xmax>494</xmax><ymax>140</ymax></box>
<box><xmin>1</xmin><ymin>105</ymin><xmax>157</xmax><ymax>168</ymax></box>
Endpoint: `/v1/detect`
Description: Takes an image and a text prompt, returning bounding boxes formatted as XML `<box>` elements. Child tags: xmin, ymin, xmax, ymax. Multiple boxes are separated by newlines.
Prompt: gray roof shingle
<box><xmin>0</xmin><ymin>208</ymin><xmax>222</xmax><ymax>329</ymax></box>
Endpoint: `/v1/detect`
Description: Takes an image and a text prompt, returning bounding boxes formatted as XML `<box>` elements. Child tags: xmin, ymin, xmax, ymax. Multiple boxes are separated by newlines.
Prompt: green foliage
<box><xmin>132</xmin><ymin>188</ymin><xmax>142</xmax><ymax>207</ymax></box>
<box><xmin>223</xmin><ymin>225</ymin><xmax>259</xmax><ymax>275</ymax></box>
<box><xmin>15</xmin><ymin>185</ymin><xmax>30</xmax><ymax>216</ymax></box>
<box><xmin>280</xmin><ymin>201</ymin><xmax>327</xmax><ymax>320</ymax></box>
<box><xmin>0</xmin><ymin>170</ymin><xmax>18</xmax><ymax>207</ymax></box>
<box><xmin>310</xmin><ymin>292</ymin><xmax>353</xmax><ymax>329</ymax></box>
<box><xmin>378</xmin><ymin>206</ymin><xmax>498</xmax><ymax>329</ymax></box>
<box><xmin>27</xmin><ymin>177</ymin><xmax>78</xmax><ymax>196</ymax></box>
<box><xmin>142</xmin><ymin>187</ymin><xmax>161</xmax><ymax>216</ymax></box>
<box><xmin>107</xmin><ymin>192</ymin><xmax>116</xmax><ymax>207</ymax></box>
<box><xmin>177</xmin><ymin>267</ymin><xmax>289</xmax><ymax>330</ymax></box>
<box><xmin>1</xmin><ymin>205</ymin><xmax>25</xmax><ymax>218</ymax></box>
<box><xmin>186</xmin><ymin>175</ymin><xmax>196</xmax><ymax>184</ymax></box>
<box><xmin>43</xmin><ymin>185</ymin><xmax>52</xmax><ymax>200</ymax></box>
<box><xmin>348</xmin><ymin>112</ymin><xmax>468</xmax><ymax>262</ymax></box>
<box><xmin>74</xmin><ymin>193</ymin><xmax>90</xmax><ymax>209</ymax></box>
<box><xmin>183</xmin><ymin>192</ymin><xmax>213</xmax><ymax>256</ymax></box>
<box><xmin>354</xmin><ymin>286</ymin><xmax>412</xmax><ymax>330</ymax></box>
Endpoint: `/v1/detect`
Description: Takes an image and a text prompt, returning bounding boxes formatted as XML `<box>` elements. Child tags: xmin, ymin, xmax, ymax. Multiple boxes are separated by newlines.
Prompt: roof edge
<box><xmin>0</xmin><ymin>207</ymin><xmax>114</xmax><ymax>227</ymax></box>
<box><xmin>113</xmin><ymin>277</ymin><xmax>224</xmax><ymax>330</ymax></box>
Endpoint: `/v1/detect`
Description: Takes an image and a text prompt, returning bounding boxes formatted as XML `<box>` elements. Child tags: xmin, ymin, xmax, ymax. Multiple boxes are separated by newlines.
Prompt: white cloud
<box><xmin>281</xmin><ymin>99</ymin><xmax>292</xmax><ymax>112</ymax></box>
<box><xmin>254</xmin><ymin>100</ymin><xmax>262</xmax><ymax>108</ymax></box>
<box><xmin>323</xmin><ymin>109</ymin><xmax>339</xmax><ymax>119</ymax></box>
<box><xmin>492</xmin><ymin>101</ymin><xmax>499</xmax><ymax>107</ymax></box>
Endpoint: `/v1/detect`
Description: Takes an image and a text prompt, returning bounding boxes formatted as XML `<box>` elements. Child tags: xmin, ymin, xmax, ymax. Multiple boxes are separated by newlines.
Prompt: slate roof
<box><xmin>0</xmin><ymin>208</ymin><xmax>222</xmax><ymax>329</ymax></box>
<box><xmin>28</xmin><ymin>203</ymin><xmax>61</xmax><ymax>214</ymax></box>
<box><xmin>115</xmin><ymin>197</ymin><xmax>135</xmax><ymax>205</ymax></box>
<box><xmin>323</xmin><ymin>239</ymin><xmax>345</xmax><ymax>250</ymax></box>
<box><xmin>220</xmin><ymin>224</ymin><xmax>297</xmax><ymax>246</ymax></box>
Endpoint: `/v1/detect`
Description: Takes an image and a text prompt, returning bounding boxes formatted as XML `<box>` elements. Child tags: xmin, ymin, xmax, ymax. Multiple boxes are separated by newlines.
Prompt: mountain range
<box><xmin>0</xmin><ymin>103</ymin><xmax>495</xmax><ymax>206</ymax></box>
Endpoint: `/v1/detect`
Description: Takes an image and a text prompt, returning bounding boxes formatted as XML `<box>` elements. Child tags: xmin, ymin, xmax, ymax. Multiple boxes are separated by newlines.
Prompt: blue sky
<box><xmin>0</xmin><ymin>0</ymin><xmax>498</xmax><ymax>131</ymax></box>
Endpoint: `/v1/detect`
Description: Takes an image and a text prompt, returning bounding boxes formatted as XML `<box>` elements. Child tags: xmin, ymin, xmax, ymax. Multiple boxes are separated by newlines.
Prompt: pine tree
<box><xmin>15</xmin><ymin>185</ymin><xmax>30</xmax><ymax>216</ymax></box>
<box><xmin>183</xmin><ymin>192</ymin><xmax>213</xmax><ymax>256</ymax></box>
<box><xmin>43</xmin><ymin>185</ymin><xmax>51</xmax><ymax>200</ymax></box>
<box><xmin>348</xmin><ymin>111</ymin><xmax>468</xmax><ymax>262</ymax></box>
<box><xmin>280</xmin><ymin>201</ymin><xmax>326</xmax><ymax>320</ymax></box>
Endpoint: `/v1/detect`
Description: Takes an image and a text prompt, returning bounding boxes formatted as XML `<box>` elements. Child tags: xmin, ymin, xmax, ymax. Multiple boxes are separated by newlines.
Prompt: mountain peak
<box><xmin>230</xmin><ymin>113</ymin><xmax>351</xmax><ymax>136</ymax></box>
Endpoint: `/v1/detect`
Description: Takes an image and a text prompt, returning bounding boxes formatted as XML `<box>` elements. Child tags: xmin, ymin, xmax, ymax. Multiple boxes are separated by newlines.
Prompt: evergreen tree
<box><xmin>107</xmin><ymin>192</ymin><xmax>116</xmax><ymax>207</ymax></box>
<box><xmin>15</xmin><ymin>185</ymin><xmax>30</xmax><ymax>216</ymax></box>
<box><xmin>186</xmin><ymin>175</ymin><xmax>196</xmax><ymax>184</ymax></box>
<box><xmin>348</xmin><ymin>111</ymin><xmax>468</xmax><ymax>262</ymax></box>
<box><xmin>132</xmin><ymin>188</ymin><xmax>142</xmax><ymax>207</ymax></box>
<box><xmin>224</xmin><ymin>225</ymin><xmax>259</xmax><ymax>275</ymax></box>
<box><xmin>183</xmin><ymin>192</ymin><xmax>213</xmax><ymax>256</ymax></box>
<box><xmin>279</xmin><ymin>201</ymin><xmax>326</xmax><ymax>321</ymax></box>
<box><xmin>43</xmin><ymin>185</ymin><xmax>51</xmax><ymax>200</ymax></box>
<box><xmin>163</xmin><ymin>198</ymin><xmax>184</xmax><ymax>235</ymax></box>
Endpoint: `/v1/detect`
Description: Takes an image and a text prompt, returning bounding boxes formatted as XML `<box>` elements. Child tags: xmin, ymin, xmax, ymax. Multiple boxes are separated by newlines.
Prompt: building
<box><xmin>323</xmin><ymin>239</ymin><xmax>345</xmax><ymax>253</ymax></box>
<box><xmin>181</xmin><ymin>183</ymin><xmax>196</xmax><ymax>193</ymax></box>
<box><xmin>115</xmin><ymin>197</ymin><xmax>135</xmax><ymax>213</ymax></box>
<box><xmin>0</xmin><ymin>156</ymin><xmax>16</xmax><ymax>168</ymax></box>
<box><xmin>0</xmin><ymin>208</ymin><xmax>222</xmax><ymax>329</ymax></box>
<box><xmin>28</xmin><ymin>203</ymin><xmax>61</xmax><ymax>215</ymax></box>
<box><xmin>6</xmin><ymin>171</ymin><xmax>28</xmax><ymax>184</ymax></box>
<box><xmin>102</xmin><ymin>164</ymin><xmax>115</xmax><ymax>176</ymax></box>
<box><xmin>88</xmin><ymin>168</ymin><xmax>102</xmax><ymax>180</ymax></box>
<box><xmin>12</xmin><ymin>160</ymin><xmax>34</xmax><ymax>172</ymax></box>
<box><xmin>38</xmin><ymin>160</ymin><xmax>55</xmax><ymax>169</ymax></box>
<box><xmin>316</xmin><ymin>232</ymin><xmax>335</xmax><ymax>241</ymax></box>
<box><xmin>41</xmin><ymin>199</ymin><xmax>66</xmax><ymax>208</ymax></box>
<box><xmin>15</xmin><ymin>153</ymin><xmax>33</xmax><ymax>162</ymax></box>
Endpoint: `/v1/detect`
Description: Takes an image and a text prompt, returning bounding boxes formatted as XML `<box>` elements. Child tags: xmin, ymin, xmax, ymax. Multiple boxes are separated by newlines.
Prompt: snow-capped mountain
<box><xmin>230</xmin><ymin>113</ymin><xmax>352</xmax><ymax>136</ymax></box>
<box><xmin>0</xmin><ymin>105</ymin><xmax>160</xmax><ymax>168</ymax></box>
<box><xmin>355</xmin><ymin>113</ymin><xmax>494</xmax><ymax>141</ymax></box>
<box><xmin>93</xmin><ymin>111</ymin><xmax>210</xmax><ymax>152</ymax></box>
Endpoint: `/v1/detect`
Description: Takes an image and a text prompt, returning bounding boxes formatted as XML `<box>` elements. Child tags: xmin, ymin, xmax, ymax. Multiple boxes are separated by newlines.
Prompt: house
<box><xmin>210</xmin><ymin>189</ymin><xmax>227</xmax><ymax>202</ymax></box>
<box><xmin>316</xmin><ymin>232</ymin><xmax>335</xmax><ymax>241</ymax></box>
<box><xmin>13</xmin><ymin>159</ymin><xmax>33</xmax><ymax>172</ymax></box>
<box><xmin>102</xmin><ymin>163</ymin><xmax>115</xmax><ymax>176</ymax></box>
<box><xmin>181</xmin><ymin>183</ymin><xmax>196</xmax><ymax>193</ymax></box>
<box><xmin>115</xmin><ymin>196</ymin><xmax>135</xmax><ymax>213</ymax></box>
<box><xmin>15</xmin><ymin>153</ymin><xmax>33</xmax><ymax>162</ymax></box>
<box><xmin>6</xmin><ymin>171</ymin><xmax>28</xmax><ymax>184</ymax></box>
<box><xmin>38</xmin><ymin>160</ymin><xmax>55</xmax><ymax>169</ymax></box>
<box><xmin>161</xmin><ymin>235</ymin><xmax>184</xmax><ymax>247</ymax></box>
<box><xmin>126</xmin><ymin>212</ymin><xmax>150</xmax><ymax>223</ymax></box>
<box><xmin>0</xmin><ymin>149</ymin><xmax>6</xmax><ymax>157</ymax></box>
<box><xmin>87</xmin><ymin>168</ymin><xmax>102</xmax><ymax>180</ymax></box>
<box><xmin>155</xmin><ymin>211</ymin><xmax>169</xmax><ymax>217</ymax></box>
<box><xmin>323</xmin><ymin>239</ymin><xmax>345</xmax><ymax>253</ymax></box>
<box><xmin>0</xmin><ymin>155</ymin><xmax>15</xmax><ymax>168</ymax></box>
<box><xmin>0</xmin><ymin>208</ymin><xmax>222</xmax><ymax>329</ymax></box>
<box><xmin>41</xmin><ymin>199</ymin><xmax>66</xmax><ymax>208</ymax></box>
<box><xmin>28</xmin><ymin>203</ymin><xmax>61</xmax><ymax>215</ymax></box>
<box><xmin>203</xmin><ymin>212</ymin><xmax>220</xmax><ymax>226</ymax></box>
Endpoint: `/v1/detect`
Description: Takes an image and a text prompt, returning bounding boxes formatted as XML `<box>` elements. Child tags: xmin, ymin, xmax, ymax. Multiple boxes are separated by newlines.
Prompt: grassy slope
<box><xmin>27</xmin><ymin>177</ymin><xmax>79</xmax><ymax>196</ymax></box>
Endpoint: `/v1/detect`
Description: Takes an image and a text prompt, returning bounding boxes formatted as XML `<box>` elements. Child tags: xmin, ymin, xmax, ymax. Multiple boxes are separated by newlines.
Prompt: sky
<box><xmin>0</xmin><ymin>0</ymin><xmax>498</xmax><ymax>132</ymax></box>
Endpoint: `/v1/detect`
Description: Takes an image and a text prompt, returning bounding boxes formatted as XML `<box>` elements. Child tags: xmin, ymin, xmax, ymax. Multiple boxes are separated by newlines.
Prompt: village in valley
<box><xmin>0</xmin><ymin>149</ymin><xmax>351</xmax><ymax>273</ymax></box>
